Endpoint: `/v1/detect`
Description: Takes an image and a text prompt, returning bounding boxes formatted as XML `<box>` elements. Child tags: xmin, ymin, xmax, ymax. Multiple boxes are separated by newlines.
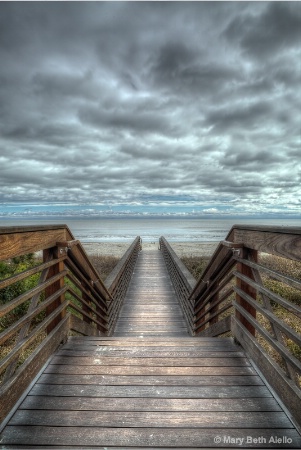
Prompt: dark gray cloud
<box><xmin>224</xmin><ymin>2</ymin><xmax>301</xmax><ymax>60</ymax></box>
<box><xmin>0</xmin><ymin>1</ymin><xmax>300</xmax><ymax>216</ymax></box>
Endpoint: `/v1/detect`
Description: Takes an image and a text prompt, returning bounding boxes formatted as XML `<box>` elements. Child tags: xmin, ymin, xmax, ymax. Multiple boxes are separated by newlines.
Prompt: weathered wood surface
<box><xmin>113</xmin><ymin>249</ymin><xmax>188</xmax><ymax>336</ymax></box>
<box><xmin>0</xmin><ymin>316</ymin><xmax>70</xmax><ymax>422</ymax></box>
<box><xmin>2</xmin><ymin>427</ymin><xmax>301</xmax><ymax>448</ymax></box>
<box><xmin>229</xmin><ymin>225</ymin><xmax>301</xmax><ymax>261</ymax></box>
<box><xmin>1</xmin><ymin>244</ymin><xmax>301</xmax><ymax>448</ymax></box>
<box><xmin>0</xmin><ymin>227</ymin><xmax>67</xmax><ymax>260</ymax></box>
<box><xmin>1</xmin><ymin>336</ymin><xmax>300</xmax><ymax>448</ymax></box>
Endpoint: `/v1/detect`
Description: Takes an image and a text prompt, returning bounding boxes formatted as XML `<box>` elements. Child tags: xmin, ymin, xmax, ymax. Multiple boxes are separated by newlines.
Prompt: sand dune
<box><xmin>82</xmin><ymin>241</ymin><xmax>218</xmax><ymax>258</ymax></box>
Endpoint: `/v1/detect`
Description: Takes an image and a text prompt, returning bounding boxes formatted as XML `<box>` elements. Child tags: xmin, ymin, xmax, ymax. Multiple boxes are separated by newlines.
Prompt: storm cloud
<box><xmin>0</xmin><ymin>2</ymin><xmax>300</xmax><ymax>216</ymax></box>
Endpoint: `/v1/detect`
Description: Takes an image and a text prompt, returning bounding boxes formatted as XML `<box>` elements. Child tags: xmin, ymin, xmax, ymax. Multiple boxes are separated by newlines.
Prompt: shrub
<box><xmin>180</xmin><ymin>256</ymin><xmax>209</xmax><ymax>279</ymax></box>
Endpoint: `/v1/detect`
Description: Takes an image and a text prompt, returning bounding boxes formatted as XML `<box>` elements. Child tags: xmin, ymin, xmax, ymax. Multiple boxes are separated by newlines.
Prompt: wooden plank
<box><xmin>67</xmin><ymin>337</ymin><xmax>235</xmax><ymax>346</ymax></box>
<box><xmin>119</xmin><ymin>306</ymin><xmax>182</xmax><ymax>311</ymax></box>
<box><xmin>232</xmin><ymin>227</ymin><xmax>301</xmax><ymax>261</ymax></box>
<box><xmin>61</xmin><ymin>343</ymin><xmax>237</xmax><ymax>351</ymax></box>
<box><xmin>44</xmin><ymin>364</ymin><xmax>256</xmax><ymax>376</ymax></box>
<box><xmin>114</xmin><ymin>325</ymin><xmax>187</xmax><ymax>332</ymax></box>
<box><xmin>0</xmin><ymin>228</ymin><xmax>67</xmax><ymax>260</ymax></box>
<box><xmin>68</xmin><ymin>336</ymin><xmax>230</xmax><ymax>342</ymax></box>
<box><xmin>29</xmin><ymin>384</ymin><xmax>271</xmax><ymax>398</ymax></box>
<box><xmin>60</xmin><ymin>343</ymin><xmax>240</xmax><ymax>351</ymax></box>
<box><xmin>9</xmin><ymin>410</ymin><xmax>291</xmax><ymax>428</ymax></box>
<box><xmin>55</xmin><ymin>350</ymin><xmax>245</xmax><ymax>358</ymax></box>
<box><xmin>49</xmin><ymin>356</ymin><xmax>250</xmax><ymax>366</ymax></box>
<box><xmin>20</xmin><ymin>395</ymin><xmax>282</xmax><ymax>412</ymax></box>
<box><xmin>113</xmin><ymin>331</ymin><xmax>190</xmax><ymax>337</ymax></box>
<box><xmin>2</xmin><ymin>427</ymin><xmax>300</xmax><ymax>448</ymax></box>
<box><xmin>116</xmin><ymin>319</ymin><xmax>188</xmax><ymax>324</ymax></box>
<box><xmin>37</xmin><ymin>373</ymin><xmax>263</xmax><ymax>386</ymax></box>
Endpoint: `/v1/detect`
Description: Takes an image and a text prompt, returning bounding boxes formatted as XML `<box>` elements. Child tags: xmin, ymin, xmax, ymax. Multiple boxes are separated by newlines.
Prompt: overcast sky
<box><xmin>0</xmin><ymin>1</ymin><xmax>300</xmax><ymax>217</ymax></box>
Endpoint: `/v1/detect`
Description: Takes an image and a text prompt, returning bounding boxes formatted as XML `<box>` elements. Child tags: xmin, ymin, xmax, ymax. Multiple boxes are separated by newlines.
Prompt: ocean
<box><xmin>0</xmin><ymin>217</ymin><xmax>300</xmax><ymax>243</ymax></box>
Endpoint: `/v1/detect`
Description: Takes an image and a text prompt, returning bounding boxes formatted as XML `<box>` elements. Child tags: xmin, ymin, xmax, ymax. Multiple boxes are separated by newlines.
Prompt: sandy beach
<box><xmin>83</xmin><ymin>241</ymin><xmax>218</xmax><ymax>258</ymax></box>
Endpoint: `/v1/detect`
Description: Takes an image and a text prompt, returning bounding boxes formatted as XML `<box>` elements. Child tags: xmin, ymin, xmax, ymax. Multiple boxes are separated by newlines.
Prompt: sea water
<box><xmin>0</xmin><ymin>217</ymin><xmax>300</xmax><ymax>243</ymax></box>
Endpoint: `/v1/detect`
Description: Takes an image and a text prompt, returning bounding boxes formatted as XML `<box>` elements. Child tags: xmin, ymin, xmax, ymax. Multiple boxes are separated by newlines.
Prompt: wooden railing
<box><xmin>0</xmin><ymin>225</ymin><xmax>140</xmax><ymax>421</ymax></box>
<box><xmin>159</xmin><ymin>237</ymin><xmax>196</xmax><ymax>335</ymax></box>
<box><xmin>105</xmin><ymin>236</ymin><xmax>141</xmax><ymax>335</ymax></box>
<box><xmin>161</xmin><ymin>225</ymin><xmax>301</xmax><ymax>427</ymax></box>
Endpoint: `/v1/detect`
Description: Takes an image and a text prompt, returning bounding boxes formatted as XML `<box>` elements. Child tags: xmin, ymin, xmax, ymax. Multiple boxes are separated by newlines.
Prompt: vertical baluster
<box><xmin>235</xmin><ymin>247</ymin><xmax>257</xmax><ymax>336</ymax></box>
<box><xmin>208</xmin><ymin>281</ymin><xmax>219</xmax><ymax>326</ymax></box>
<box><xmin>43</xmin><ymin>245</ymin><xmax>66</xmax><ymax>334</ymax></box>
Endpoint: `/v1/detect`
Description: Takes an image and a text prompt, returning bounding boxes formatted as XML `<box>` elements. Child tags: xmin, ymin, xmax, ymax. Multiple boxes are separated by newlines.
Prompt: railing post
<box><xmin>43</xmin><ymin>245</ymin><xmax>66</xmax><ymax>334</ymax></box>
<box><xmin>235</xmin><ymin>247</ymin><xmax>257</xmax><ymax>336</ymax></box>
<box><xmin>208</xmin><ymin>281</ymin><xmax>219</xmax><ymax>327</ymax></box>
<box><xmin>82</xmin><ymin>281</ymin><xmax>93</xmax><ymax>326</ymax></box>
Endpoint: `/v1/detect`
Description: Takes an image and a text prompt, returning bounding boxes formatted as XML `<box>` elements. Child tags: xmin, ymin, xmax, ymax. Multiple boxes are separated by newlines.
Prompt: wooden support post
<box><xmin>208</xmin><ymin>281</ymin><xmax>219</xmax><ymax>327</ymax></box>
<box><xmin>235</xmin><ymin>248</ymin><xmax>257</xmax><ymax>336</ymax></box>
<box><xmin>43</xmin><ymin>246</ymin><xmax>66</xmax><ymax>334</ymax></box>
<box><xmin>82</xmin><ymin>282</ymin><xmax>93</xmax><ymax>326</ymax></box>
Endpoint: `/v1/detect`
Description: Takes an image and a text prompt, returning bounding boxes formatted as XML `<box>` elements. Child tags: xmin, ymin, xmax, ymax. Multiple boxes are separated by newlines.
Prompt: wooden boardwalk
<box><xmin>114</xmin><ymin>249</ymin><xmax>188</xmax><ymax>337</ymax></box>
<box><xmin>1</xmin><ymin>249</ymin><xmax>301</xmax><ymax>448</ymax></box>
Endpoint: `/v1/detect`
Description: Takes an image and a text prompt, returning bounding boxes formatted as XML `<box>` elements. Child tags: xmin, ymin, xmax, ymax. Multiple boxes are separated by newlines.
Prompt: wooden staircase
<box><xmin>1</xmin><ymin>225</ymin><xmax>301</xmax><ymax>448</ymax></box>
<box><xmin>1</xmin><ymin>248</ymin><xmax>301</xmax><ymax>448</ymax></box>
<box><xmin>2</xmin><ymin>334</ymin><xmax>299</xmax><ymax>448</ymax></box>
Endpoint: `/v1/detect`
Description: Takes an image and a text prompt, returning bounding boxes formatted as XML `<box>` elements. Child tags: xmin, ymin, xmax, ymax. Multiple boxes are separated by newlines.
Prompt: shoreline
<box><xmin>82</xmin><ymin>241</ymin><xmax>218</xmax><ymax>258</ymax></box>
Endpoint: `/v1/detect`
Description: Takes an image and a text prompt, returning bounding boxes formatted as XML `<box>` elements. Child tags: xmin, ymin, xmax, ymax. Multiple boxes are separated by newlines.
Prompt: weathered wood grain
<box><xmin>67</xmin><ymin>336</ymin><xmax>235</xmax><ymax>345</ymax></box>
<box><xmin>61</xmin><ymin>343</ymin><xmax>237</xmax><ymax>351</ymax></box>
<box><xmin>10</xmin><ymin>410</ymin><xmax>291</xmax><ymax>428</ymax></box>
<box><xmin>2</xmin><ymin>427</ymin><xmax>300</xmax><ymax>448</ymax></box>
<box><xmin>114</xmin><ymin>249</ymin><xmax>188</xmax><ymax>337</ymax></box>
<box><xmin>0</xmin><ymin>227</ymin><xmax>67</xmax><ymax>260</ymax></box>
<box><xmin>55</xmin><ymin>349</ymin><xmax>245</xmax><ymax>358</ymax></box>
<box><xmin>37</xmin><ymin>373</ymin><xmax>263</xmax><ymax>386</ymax></box>
<box><xmin>44</xmin><ymin>364</ymin><xmax>256</xmax><ymax>376</ymax></box>
<box><xmin>2</xmin><ymin>332</ymin><xmax>300</xmax><ymax>447</ymax></box>
<box><xmin>20</xmin><ymin>395</ymin><xmax>282</xmax><ymax>412</ymax></box>
<box><xmin>29</xmin><ymin>384</ymin><xmax>271</xmax><ymax>398</ymax></box>
<box><xmin>232</xmin><ymin>227</ymin><xmax>301</xmax><ymax>261</ymax></box>
<box><xmin>1</xmin><ymin>235</ymin><xmax>300</xmax><ymax>448</ymax></box>
<box><xmin>50</xmin><ymin>355</ymin><xmax>250</xmax><ymax>366</ymax></box>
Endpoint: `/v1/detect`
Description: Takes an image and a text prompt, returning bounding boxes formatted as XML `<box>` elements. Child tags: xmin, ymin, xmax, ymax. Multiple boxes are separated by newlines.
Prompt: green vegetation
<box><xmin>180</xmin><ymin>256</ymin><xmax>209</xmax><ymax>280</ymax></box>
<box><xmin>0</xmin><ymin>253</ymin><xmax>119</xmax><ymax>376</ymax></box>
<box><xmin>0</xmin><ymin>254</ymin><xmax>41</xmax><ymax>332</ymax></box>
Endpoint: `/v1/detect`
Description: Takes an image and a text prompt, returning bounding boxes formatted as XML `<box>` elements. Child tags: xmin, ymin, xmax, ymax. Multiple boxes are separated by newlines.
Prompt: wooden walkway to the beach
<box><xmin>1</xmin><ymin>249</ymin><xmax>300</xmax><ymax>448</ymax></box>
<box><xmin>114</xmin><ymin>249</ymin><xmax>188</xmax><ymax>336</ymax></box>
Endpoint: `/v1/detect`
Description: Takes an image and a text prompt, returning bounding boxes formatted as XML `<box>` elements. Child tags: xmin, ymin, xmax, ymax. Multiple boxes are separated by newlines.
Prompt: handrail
<box><xmin>0</xmin><ymin>225</ymin><xmax>140</xmax><ymax>422</ymax></box>
<box><xmin>105</xmin><ymin>236</ymin><xmax>141</xmax><ymax>335</ymax></box>
<box><xmin>159</xmin><ymin>237</ymin><xmax>196</xmax><ymax>335</ymax></box>
<box><xmin>161</xmin><ymin>225</ymin><xmax>301</xmax><ymax>427</ymax></box>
